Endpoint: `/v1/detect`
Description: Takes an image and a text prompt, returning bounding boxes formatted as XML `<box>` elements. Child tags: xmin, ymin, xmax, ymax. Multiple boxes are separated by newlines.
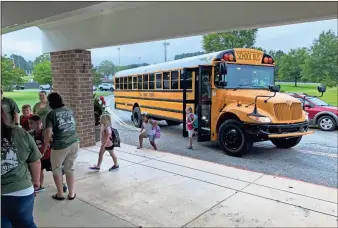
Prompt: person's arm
<box><xmin>26</xmin><ymin>132</ymin><xmax>42</xmax><ymax>189</ymax></box>
<box><xmin>44</xmin><ymin>111</ymin><xmax>53</xmax><ymax>152</ymax></box>
<box><xmin>11</xmin><ymin>99</ymin><xmax>20</xmax><ymax>125</ymax></box>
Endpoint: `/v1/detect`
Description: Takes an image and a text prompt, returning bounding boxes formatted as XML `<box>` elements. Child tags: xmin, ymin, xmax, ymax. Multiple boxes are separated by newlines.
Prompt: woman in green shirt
<box><xmin>1</xmin><ymin>107</ymin><xmax>41</xmax><ymax>228</ymax></box>
<box><xmin>33</xmin><ymin>91</ymin><xmax>51</xmax><ymax>126</ymax></box>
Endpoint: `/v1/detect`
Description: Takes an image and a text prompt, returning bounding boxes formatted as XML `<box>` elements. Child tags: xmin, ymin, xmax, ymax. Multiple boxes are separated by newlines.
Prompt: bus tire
<box><xmin>218</xmin><ymin>119</ymin><xmax>253</xmax><ymax>157</ymax></box>
<box><xmin>132</xmin><ymin>107</ymin><xmax>142</xmax><ymax>128</ymax></box>
<box><xmin>271</xmin><ymin>137</ymin><xmax>302</xmax><ymax>149</ymax></box>
<box><xmin>166</xmin><ymin>120</ymin><xmax>181</xmax><ymax>126</ymax></box>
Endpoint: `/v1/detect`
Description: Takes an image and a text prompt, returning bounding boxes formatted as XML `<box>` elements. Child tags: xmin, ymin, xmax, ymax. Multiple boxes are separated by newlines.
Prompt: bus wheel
<box><xmin>271</xmin><ymin>137</ymin><xmax>302</xmax><ymax>149</ymax></box>
<box><xmin>219</xmin><ymin>119</ymin><xmax>253</xmax><ymax>157</ymax></box>
<box><xmin>132</xmin><ymin>107</ymin><xmax>142</xmax><ymax>128</ymax></box>
<box><xmin>166</xmin><ymin>120</ymin><xmax>181</xmax><ymax>126</ymax></box>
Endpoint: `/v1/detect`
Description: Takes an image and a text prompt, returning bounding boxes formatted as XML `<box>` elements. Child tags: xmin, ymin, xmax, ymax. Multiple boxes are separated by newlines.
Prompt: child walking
<box><xmin>137</xmin><ymin>113</ymin><xmax>158</xmax><ymax>150</ymax></box>
<box><xmin>20</xmin><ymin>104</ymin><xmax>33</xmax><ymax>131</ymax></box>
<box><xmin>28</xmin><ymin>115</ymin><xmax>67</xmax><ymax>193</ymax></box>
<box><xmin>89</xmin><ymin>113</ymin><xmax>119</xmax><ymax>171</ymax></box>
<box><xmin>186</xmin><ymin>107</ymin><xmax>196</xmax><ymax>149</ymax></box>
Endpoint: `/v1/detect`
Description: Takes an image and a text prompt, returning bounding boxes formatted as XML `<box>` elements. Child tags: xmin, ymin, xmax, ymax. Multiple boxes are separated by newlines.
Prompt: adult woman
<box><xmin>1</xmin><ymin>107</ymin><xmax>41</xmax><ymax>228</ymax></box>
<box><xmin>33</xmin><ymin>91</ymin><xmax>51</xmax><ymax>125</ymax></box>
<box><xmin>44</xmin><ymin>92</ymin><xmax>79</xmax><ymax>200</ymax></box>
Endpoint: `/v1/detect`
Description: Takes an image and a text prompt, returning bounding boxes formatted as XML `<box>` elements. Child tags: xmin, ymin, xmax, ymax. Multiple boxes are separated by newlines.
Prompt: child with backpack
<box><xmin>28</xmin><ymin>115</ymin><xmax>67</xmax><ymax>193</ymax></box>
<box><xmin>186</xmin><ymin>107</ymin><xmax>196</xmax><ymax>149</ymax></box>
<box><xmin>89</xmin><ymin>113</ymin><xmax>119</xmax><ymax>171</ymax></box>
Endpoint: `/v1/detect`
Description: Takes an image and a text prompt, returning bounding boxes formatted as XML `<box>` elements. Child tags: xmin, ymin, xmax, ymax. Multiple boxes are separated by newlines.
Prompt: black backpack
<box><xmin>109</xmin><ymin>127</ymin><xmax>121</xmax><ymax>147</ymax></box>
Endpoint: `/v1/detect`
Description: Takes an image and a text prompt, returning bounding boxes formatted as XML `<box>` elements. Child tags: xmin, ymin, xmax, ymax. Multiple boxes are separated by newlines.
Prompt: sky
<box><xmin>1</xmin><ymin>19</ymin><xmax>337</xmax><ymax>67</ymax></box>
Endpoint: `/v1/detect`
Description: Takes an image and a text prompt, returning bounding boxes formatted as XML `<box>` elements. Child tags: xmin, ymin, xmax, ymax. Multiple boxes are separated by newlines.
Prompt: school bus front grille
<box><xmin>273</xmin><ymin>103</ymin><xmax>302</xmax><ymax>121</ymax></box>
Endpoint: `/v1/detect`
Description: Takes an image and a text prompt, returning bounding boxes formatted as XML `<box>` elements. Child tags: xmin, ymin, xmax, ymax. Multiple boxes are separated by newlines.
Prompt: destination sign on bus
<box><xmin>234</xmin><ymin>49</ymin><xmax>263</xmax><ymax>64</ymax></box>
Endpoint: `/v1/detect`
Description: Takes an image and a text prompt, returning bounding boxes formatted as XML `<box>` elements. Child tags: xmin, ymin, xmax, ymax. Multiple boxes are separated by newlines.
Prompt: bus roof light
<box><xmin>223</xmin><ymin>54</ymin><xmax>229</xmax><ymax>61</ymax></box>
<box><xmin>263</xmin><ymin>57</ymin><xmax>269</xmax><ymax>64</ymax></box>
<box><xmin>268</xmin><ymin>58</ymin><xmax>273</xmax><ymax>64</ymax></box>
<box><xmin>228</xmin><ymin>54</ymin><xmax>234</xmax><ymax>61</ymax></box>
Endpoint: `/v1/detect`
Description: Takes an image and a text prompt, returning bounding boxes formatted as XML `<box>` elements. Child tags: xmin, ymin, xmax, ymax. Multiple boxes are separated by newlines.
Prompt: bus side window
<box><xmin>120</xmin><ymin>77</ymin><xmax>124</xmax><ymax>90</ymax></box>
<box><xmin>116</xmin><ymin>78</ymin><xmax>120</xmax><ymax>90</ymax></box>
<box><xmin>138</xmin><ymin>75</ymin><xmax>142</xmax><ymax>90</ymax></box>
<box><xmin>128</xmin><ymin>76</ymin><xmax>132</xmax><ymax>89</ymax></box>
<box><xmin>180</xmin><ymin>70</ymin><xmax>192</xmax><ymax>89</ymax></box>
<box><xmin>163</xmin><ymin>72</ymin><xmax>170</xmax><ymax>89</ymax></box>
<box><xmin>143</xmin><ymin>74</ymin><xmax>149</xmax><ymax>90</ymax></box>
<box><xmin>171</xmin><ymin>71</ymin><xmax>179</xmax><ymax>89</ymax></box>
<box><xmin>149</xmin><ymin>73</ymin><xmax>155</xmax><ymax>90</ymax></box>
<box><xmin>124</xmin><ymin>77</ymin><xmax>128</xmax><ymax>90</ymax></box>
<box><xmin>156</xmin><ymin>73</ymin><xmax>162</xmax><ymax>89</ymax></box>
<box><xmin>132</xmin><ymin>76</ymin><xmax>137</xmax><ymax>89</ymax></box>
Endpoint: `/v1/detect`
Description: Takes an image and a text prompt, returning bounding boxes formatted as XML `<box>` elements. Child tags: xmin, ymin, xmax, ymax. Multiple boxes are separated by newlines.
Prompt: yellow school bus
<box><xmin>114</xmin><ymin>48</ymin><xmax>315</xmax><ymax>156</ymax></box>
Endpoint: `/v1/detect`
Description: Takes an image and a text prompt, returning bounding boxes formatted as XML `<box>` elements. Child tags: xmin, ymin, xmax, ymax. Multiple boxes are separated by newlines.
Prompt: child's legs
<box><xmin>149</xmin><ymin>136</ymin><xmax>157</xmax><ymax>150</ymax></box>
<box><xmin>188</xmin><ymin>130</ymin><xmax>193</xmax><ymax>146</ymax></box>
<box><xmin>139</xmin><ymin>132</ymin><xmax>147</xmax><ymax>148</ymax></box>
<box><xmin>96</xmin><ymin>148</ymin><xmax>106</xmax><ymax>167</ymax></box>
<box><xmin>107</xmin><ymin>149</ymin><xmax>118</xmax><ymax>166</ymax></box>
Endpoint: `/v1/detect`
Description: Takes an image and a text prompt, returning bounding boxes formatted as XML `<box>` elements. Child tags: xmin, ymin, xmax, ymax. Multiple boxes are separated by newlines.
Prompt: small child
<box><xmin>89</xmin><ymin>113</ymin><xmax>119</xmax><ymax>171</ymax></box>
<box><xmin>28</xmin><ymin>115</ymin><xmax>68</xmax><ymax>193</ymax></box>
<box><xmin>186</xmin><ymin>107</ymin><xmax>196</xmax><ymax>149</ymax></box>
<box><xmin>137</xmin><ymin>114</ymin><xmax>157</xmax><ymax>151</ymax></box>
<box><xmin>20</xmin><ymin>104</ymin><xmax>33</xmax><ymax>131</ymax></box>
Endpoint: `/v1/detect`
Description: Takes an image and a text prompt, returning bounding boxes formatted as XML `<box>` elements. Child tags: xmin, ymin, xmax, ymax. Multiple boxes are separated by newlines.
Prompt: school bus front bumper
<box><xmin>245</xmin><ymin>121</ymin><xmax>314</xmax><ymax>139</ymax></box>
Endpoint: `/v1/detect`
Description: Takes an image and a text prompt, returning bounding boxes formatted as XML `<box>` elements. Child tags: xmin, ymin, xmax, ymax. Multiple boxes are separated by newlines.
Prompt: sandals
<box><xmin>89</xmin><ymin>166</ymin><xmax>100</xmax><ymax>171</ymax></box>
<box><xmin>68</xmin><ymin>194</ymin><xmax>76</xmax><ymax>200</ymax></box>
<box><xmin>109</xmin><ymin>165</ymin><xmax>119</xmax><ymax>171</ymax></box>
<box><xmin>52</xmin><ymin>194</ymin><xmax>65</xmax><ymax>201</ymax></box>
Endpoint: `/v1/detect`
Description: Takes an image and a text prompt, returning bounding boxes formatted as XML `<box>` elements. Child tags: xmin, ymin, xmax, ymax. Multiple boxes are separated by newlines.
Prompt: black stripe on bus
<box><xmin>115</xmin><ymin>96</ymin><xmax>183</xmax><ymax>103</ymax></box>
<box><xmin>114</xmin><ymin>108</ymin><xmax>182</xmax><ymax>123</ymax></box>
<box><xmin>115</xmin><ymin>102</ymin><xmax>183</xmax><ymax>114</ymax></box>
<box><xmin>115</xmin><ymin>89</ymin><xmax>192</xmax><ymax>93</ymax></box>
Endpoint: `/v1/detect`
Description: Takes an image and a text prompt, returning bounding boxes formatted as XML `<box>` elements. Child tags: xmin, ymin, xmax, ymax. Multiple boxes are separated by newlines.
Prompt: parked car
<box><xmin>39</xmin><ymin>84</ymin><xmax>51</xmax><ymax>90</ymax></box>
<box><xmin>98</xmin><ymin>83</ymin><xmax>114</xmax><ymax>91</ymax></box>
<box><xmin>93</xmin><ymin>85</ymin><xmax>97</xmax><ymax>91</ymax></box>
<box><xmin>13</xmin><ymin>85</ymin><xmax>25</xmax><ymax>90</ymax></box>
<box><xmin>289</xmin><ymin>93</ymin><xmax>338</xmax><ymax>131</ymax></box>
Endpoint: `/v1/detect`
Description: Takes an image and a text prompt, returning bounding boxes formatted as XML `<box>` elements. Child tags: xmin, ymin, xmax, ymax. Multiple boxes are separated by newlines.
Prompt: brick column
<box><xmin>50</xmin><ymin>49</ymin><xmax>95</xmax><ymax>147</ymax></box>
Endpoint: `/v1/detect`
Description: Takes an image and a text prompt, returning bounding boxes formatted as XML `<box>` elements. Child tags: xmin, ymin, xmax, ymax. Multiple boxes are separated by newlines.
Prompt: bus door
<box><xmin>197</xmin><ymin>65</ymin><xmax>212</xmax><ymax>142</ymax></box>
<box><xmin>182</xmin><ymin>67</ymin><xmax>197</xmax><ymax>137</ymax></box>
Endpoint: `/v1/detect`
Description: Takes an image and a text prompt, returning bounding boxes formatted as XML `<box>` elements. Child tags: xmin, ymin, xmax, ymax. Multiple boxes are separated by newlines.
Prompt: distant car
<box><xmin>289</xmin><ymin>93</ymin><xmax>338</xmax><ymax>131</ymax></box>
<box><xmin>14</xmin><ymin>85</ymin><xmax>25</xmax><ymax>90</ymax></box>
<box><xmin>98</xmin><ymin>83</ymin><xmax>114</xmax><ymax>91</ymax></box>
<box><xmin>93</xmin><ymin>85</ymin><xmax>97</xmax><ymax>91</ymax></box>
<box><xmin>39</xmin><ymin>84</ymin><xmax>51</xmax><ymax>91</ymax></box>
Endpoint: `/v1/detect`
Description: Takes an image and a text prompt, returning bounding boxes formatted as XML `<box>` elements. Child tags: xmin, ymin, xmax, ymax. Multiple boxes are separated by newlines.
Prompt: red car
<box><xmin>288</xmin><ymin>93</ymin><xmax>338</xmax><ymax>131</ymax></box>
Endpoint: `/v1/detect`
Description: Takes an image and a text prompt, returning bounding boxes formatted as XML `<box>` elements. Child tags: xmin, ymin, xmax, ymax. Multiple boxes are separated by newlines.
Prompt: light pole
<box><xmin>117</xmin><ymin>48</ymin><xmax>121</xmax><ymax>68</ymax></box>
<box><xmin>163</xmin><ymin>40</ymin><xmax>170</xmax><ymax>62</ymax></box>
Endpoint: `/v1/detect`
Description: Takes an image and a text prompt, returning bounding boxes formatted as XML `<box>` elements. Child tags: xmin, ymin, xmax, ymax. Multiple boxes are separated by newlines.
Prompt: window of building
<box><xmin>180</xmin><ymin>70</ymin><xmax>193</xmax><ymax>89</ymax></box>
<box><xmin>149</xmin><ymin>73</ymin><xmax>155</xmax><ymax>89</ymax></box>
<box><xmin>143</xmin><ymin>74</ymin><xmax>149</xmax><ymax>90</ymax></box>
<box><xmin>171</xmin><ymin>70</ymin><xmax>179</xmax><ymax>89</ymax></box>
<box><xmin>133</xmin><ymin>76</ymin><xmax>137</xmax><ymax>89</ymax></box>
<box><xmin>128</xmin><ymin>76</ymin><xmax>132</xmax><ymax>89</ymax></box>
<box><xmin>138</xmin><ymin>75</ymin><xmax>142</xmax><ymax>90</ymax></box>
<box><xmin>123</xmin><ymin>77</ymin><xmax>127</xmax><ymax>90</ymax></box>
<box><xmin>163</xmin><ymin>72</ymin><xmax>170</xmax><ymax>89</ymax></box>
<box><xmin>156</xmin><ymin>73</ymin><xmax>162</xmax><ymax>89</ymax></box>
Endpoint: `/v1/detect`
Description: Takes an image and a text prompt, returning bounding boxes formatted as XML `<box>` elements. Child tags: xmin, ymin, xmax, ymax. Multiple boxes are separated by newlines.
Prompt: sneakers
<box><xmin>35</xmin><ymin>186</ymin><xmax>45</xmax><ymax>193</ymax></box>
<box><xmin>63</xmin><ymin>183</ymin><xmax>68</xmax><ymax>193</ymax></box>
<box><xmin>109</xmin><ymin>165</ymin><xmax>119</xmax><ymax>171</ymax></box>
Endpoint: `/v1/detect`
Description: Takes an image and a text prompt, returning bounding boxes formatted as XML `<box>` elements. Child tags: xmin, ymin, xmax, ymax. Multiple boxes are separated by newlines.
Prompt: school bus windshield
<box><xmin>216</xmin><ymin>64</ymin><xmax>275</xmax><ymax>89</ymax></box>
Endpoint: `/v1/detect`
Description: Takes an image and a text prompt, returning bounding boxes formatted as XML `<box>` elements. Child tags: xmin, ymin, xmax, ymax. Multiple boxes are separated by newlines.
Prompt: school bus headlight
<box><xmin>248</xmin><ymin>115</ymin><xmax>271</xmax><ymax>123</ymax></box>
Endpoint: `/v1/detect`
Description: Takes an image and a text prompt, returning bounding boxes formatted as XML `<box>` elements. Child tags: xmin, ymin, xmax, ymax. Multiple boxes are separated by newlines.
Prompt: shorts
<box><xmin>140</xmin><ymin>131</ymin><xmax>155</xmax><ymax>142</ymax></box>
<box><xmin>41</xmin><ymin>159</ymin><xmax>52</xmax><ymax>171</ymax></box>
<box><xmin>188</xmin><ymin>129</ymin><xmax>194</xmax><ymax>138</ymax></box>
<box><xmin>105</xmin><ymin>145</ymin><xmax>114</xmax><ymax>151</ymax></box>
<box><xmin>51</xmin><ymin>142</ymin><xmax>79</xmax><ymax>176</ymax></box>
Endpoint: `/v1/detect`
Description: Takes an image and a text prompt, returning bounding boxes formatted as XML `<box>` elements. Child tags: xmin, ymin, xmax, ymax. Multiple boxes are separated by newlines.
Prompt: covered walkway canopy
<box><xmin>2</xmin><ymin>1</ymin><xmax>337</xmax><ymax>147</ymax></box>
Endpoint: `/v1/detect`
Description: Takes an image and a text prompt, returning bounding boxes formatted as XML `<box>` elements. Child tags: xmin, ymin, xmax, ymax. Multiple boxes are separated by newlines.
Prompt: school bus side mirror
<box><xmin>269</xmin><ymin>85</ymin><xmax>280</xmax><ymax>93</ymax></box>
<box><xmin>219</xmin><ymin>62</ymin><xmax>227</xmax><ymax>76</ymax></box>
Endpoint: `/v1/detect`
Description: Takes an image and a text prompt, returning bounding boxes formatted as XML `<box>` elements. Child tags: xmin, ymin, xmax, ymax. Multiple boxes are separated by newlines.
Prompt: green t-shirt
<box><xmin>1</xmin><ymin>126</ymin><xmax>42</xmax><ymax>194</ymax></box>
<box><xmin>2</xmin><ymin>97</ymin><xmax>20</xmax><ymax>125</ymax></box>
<box><xmin>33</xmin><ymin>102</ymin><xmax>51</xmax><ymax>125</ymax></box>
<box><xmin>45</xmin><ymin>107</ymin><xmax>78</xmax><ymax>150</ymax></box>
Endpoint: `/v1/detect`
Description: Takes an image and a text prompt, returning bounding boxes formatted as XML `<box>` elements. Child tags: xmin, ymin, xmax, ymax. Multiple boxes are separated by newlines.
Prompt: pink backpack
<box><xmin>152</xmin><ymin>120</ymin><xmax>161</xmax><ymax>139</ymax></box>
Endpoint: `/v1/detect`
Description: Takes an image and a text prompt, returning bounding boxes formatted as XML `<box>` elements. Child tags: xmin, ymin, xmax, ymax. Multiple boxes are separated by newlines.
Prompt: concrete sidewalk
<box><xmin>34</xmin><ymin>143</ymin><xmax>338</xmax><ymax>227</ymax></box>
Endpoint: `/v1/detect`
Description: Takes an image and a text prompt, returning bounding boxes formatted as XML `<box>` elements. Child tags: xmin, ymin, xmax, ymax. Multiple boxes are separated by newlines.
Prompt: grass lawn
<box><xmin>3</xmin><ymin>90</ymin><xmax>112</xmax><ymax>110</ymax></box>
<box><xmin>277</xmin><ymin>83</ymin><xmax>337</xmax><ymax>106</ymax></box>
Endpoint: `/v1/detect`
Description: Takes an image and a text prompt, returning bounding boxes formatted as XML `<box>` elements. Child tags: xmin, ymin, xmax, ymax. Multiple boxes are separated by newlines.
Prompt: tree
<box><xmin>278</xmin><ymin>48</ymin><xmax>309</xmax><ymax>87</ymax></box>
<box><xmin>92</xmin><ymin>67</ymin><xmax>103</xmax><ymax>86</ymax></box>
<box><xmin>174</xmin><ymin>51</ymin><xmax>205</xmax><ymax>60</ymax></box>
<box><xmin>34</xmin><ymin>53</ymin><xmax>50</xmax><ymax>65</ymax></box>
<box><xmin>268</xmin><ymin>50</ymin><xmax>286</xmax><ymax>81</ymax></box>
<box><xmin>302</xmin><ymin>30</ymin><xmax>338</xmax><ymax>87</ymax></box>
<box><xmin>1</xmin><ymin>56</ymin><xmax>26</xmax><ymax>91</ymax></box>
<box><xmin>202</xmin><ymin>29</ymin><xmax>258</xmax><ymax>53</ymax></box>
<box><xmin>32</xmin><ymin>60</ymin><xmax>52</xmax><ymax>85</ymax></box>
<box><xmin>97</xmin><ymin>60</ymin><xmax>117</xmax><ymax>76</ymax></box>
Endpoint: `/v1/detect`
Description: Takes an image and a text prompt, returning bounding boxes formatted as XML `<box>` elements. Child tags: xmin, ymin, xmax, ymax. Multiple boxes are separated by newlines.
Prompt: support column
<box><xmin>50</xmin><ymin>49</ymin><xmax>95</xmax><ymax>147</ymax></box>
